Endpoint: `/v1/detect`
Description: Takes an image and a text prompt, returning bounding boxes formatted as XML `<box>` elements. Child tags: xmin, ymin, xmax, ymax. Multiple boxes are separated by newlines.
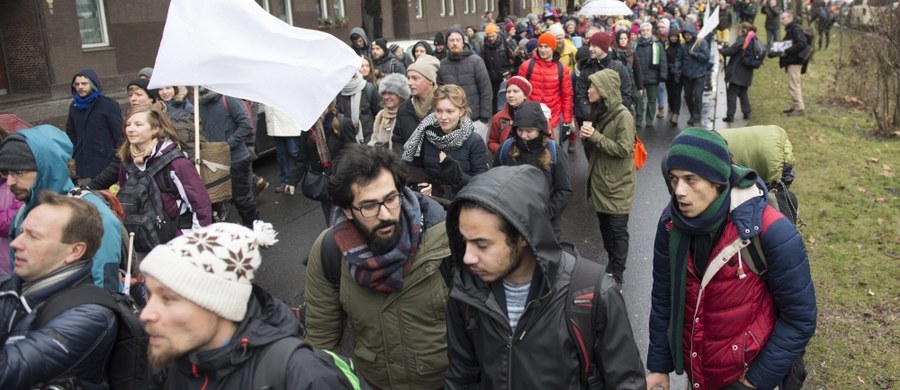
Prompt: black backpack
<box><xmin>252</xmin><ymin>337</ymin><xmax>371</xmax><ymax>390</ymax></box>
<box><xmin>117</xmin><ymin>149</ymin><xmax>186</xmax><ymax>253</ymax></box>
<box><xmin>741</xmin><ymin>36</ymin><xmax>766</xmax><ymax>69</ymax></box>
<box><xmin>35</xmin><ymin>285</ymin><xmax>148</xmax><ymax>390</ymax></box>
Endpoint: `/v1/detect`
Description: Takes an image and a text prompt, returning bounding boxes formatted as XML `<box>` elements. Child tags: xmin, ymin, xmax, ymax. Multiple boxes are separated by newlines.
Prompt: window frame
<box><xmin>76</xmin><ymin>0</ymin><xmax>110</xmax><ymax>49</ymax></box>
<box><xmin>415</xmin><ymin>0</ymin><xmax>424</xmax><ymax>19</ymax></box>
<box><xmin>440</xmin><ymin>0</ymin><xmax>446</xmax><ymax>16</ymax></box>
<box><xmin>449</xmin><ymin>0</ymin><xmax>455</xmax><ymax>16</ymax></box>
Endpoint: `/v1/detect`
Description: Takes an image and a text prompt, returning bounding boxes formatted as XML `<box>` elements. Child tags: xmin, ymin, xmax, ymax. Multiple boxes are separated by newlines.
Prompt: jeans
<box><xmin>726</xmin><ymin>84</ymin><xmax>751</xmax><ymax>118</ymax></box>
<box><xmin>230</xmin><ymin>158</ymin><xmax>259</xmax><ymax>227</ymax></box>
<box><xmin>273</xmin><ymin>136</ymin><xmax>301</xmax><ymax>185</ymax></box>
<box><xmin>657</xmin><ymin>81</ymin><xmax>666</xmax><ymax>108</ymax></box>
<box><xmin>596</xmin><ymin>212</ymin><xmax>630</xmax><ymax>276</ymax></box>
<box><xmin>766</xmin><ymin>27</ymin><xmax>780</xmax><ymax>48</ymax></box>
<box><xmin>665</xmin><ymin>78</ymin><xmax>683</xmax><ymax>115</ymax></box>
<box><xmin>635</xmin><ymin>83</ymin><xmax>659</xmax><ymax>125</ymax></box>
<box><xmin>683</xmin><ymin>76</ymin><xmax>705</xmax><ymax>121</ymax></box>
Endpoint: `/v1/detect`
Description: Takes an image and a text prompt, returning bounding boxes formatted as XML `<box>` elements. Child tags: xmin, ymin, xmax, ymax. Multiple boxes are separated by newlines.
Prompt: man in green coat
<box><xmin>579</xmin><ymin>69</ymin><xmax>637</xmax><ymax>287</ymax></box>
<box><xmin>304</xmin><ymin>144</ymin><xmax>451</xmax><ymax>390</ymax></box>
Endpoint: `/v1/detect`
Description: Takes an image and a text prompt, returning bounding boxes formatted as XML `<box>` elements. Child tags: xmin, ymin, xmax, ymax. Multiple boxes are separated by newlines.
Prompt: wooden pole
<box><xmin>194</xmin><ymin>86</ymin><xmax>201</xmax><ymax>174</ymax></box>
<box><xmin>123</xmin><ymin>232</ymin><xmax>135</xmax><ymax>293</ymax></box>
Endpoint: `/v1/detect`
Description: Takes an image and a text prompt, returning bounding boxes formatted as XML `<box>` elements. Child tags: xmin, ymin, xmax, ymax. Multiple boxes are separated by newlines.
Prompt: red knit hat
<box><xmin>589</xmin><ymin>31</ymin><xmax>612</xmax><ymax>52</ymax></box>
<box><xmin>537</xmin><ymin>32</ymin><xmax>557</xmax><ymax>51</ymax></box>
<box><xmin>506</xmin><ymin>76</ymin><xmax>533</xmax><ymax>97</ymax></box>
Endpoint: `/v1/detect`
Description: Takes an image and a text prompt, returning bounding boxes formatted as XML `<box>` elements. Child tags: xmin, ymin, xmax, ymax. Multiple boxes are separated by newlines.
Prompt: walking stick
<box><xmin>123</xmin><ymin>232</ymin><xmax>135</xmax><ymax>294</ymax></box>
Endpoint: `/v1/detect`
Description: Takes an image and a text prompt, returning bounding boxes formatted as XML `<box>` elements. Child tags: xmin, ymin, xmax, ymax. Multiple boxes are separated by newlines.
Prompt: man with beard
<box><xmin>481</xmin><ymin>23</ymin><xmax>514</xmax><ymax>111</ymax></box>
<box><xmin>444</xmin><ymin>165</ymin><xmax>646</xmax><ymax>388</ymax></box>
<box><xmin>0</xmin><ymin>193</ymin><xmax>116</xmax><ymax>389</ymax></box>
<box><xmin>305</xmin><ymin>144</ymin><xmax>451</xmax><ymax>390</ymax></box>
<box><xmin>0</xmin><ymin>125</ymin><xmax>123</xmax><ymax>291</ymax></box>
<box><xmin>65</xmin><ymin>69</ymin><xmax>123</xmax><ymax>185</ymax></box>
<box><xmin>139</xmin><ymin>222</ymin><xmax>354</xmax><ymax>388</ymax></box>
<box><xmin>438</xmin><ymin>27</ymin><xmax>493</xmax><ymax>146</ymax></box>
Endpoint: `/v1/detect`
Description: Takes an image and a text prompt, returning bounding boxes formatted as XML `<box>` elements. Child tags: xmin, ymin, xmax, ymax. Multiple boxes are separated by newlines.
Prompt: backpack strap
<box><xmin>556</xmin><ymin>61</ymin><xmax>564</xmax><ymax>94</ymax></box>
<box><xmin>561</xmin><ymin>242</ymin><xmax>606</xmax><ymax>385</ymax></box>
<box><xmin>525</xmin><ymin>59</ymin><xmax>536</xmax><ymax>82</ymax></box>
<box><xmin>251</xmin><ymin>337</ymin><xmax>305</xmax><ymax>390</ymax></box>
<box><xmin>547</xmin><ymin>138</ymin><xmax>558</xmax><ymax>166</ymax></box>
<box><xmin>35</xmin><ymin>285</ymin><xmax>117</xmax><ymax>328</ymax></box>
<box><xmin>740</xmin><ymin>236</ymin><xmax>767</xmax><ymax>279</ymax></box>
<box><xmin>321</xmin><ymin>228</ymin><xmax>342</xmax><ymax>287</ymax></box>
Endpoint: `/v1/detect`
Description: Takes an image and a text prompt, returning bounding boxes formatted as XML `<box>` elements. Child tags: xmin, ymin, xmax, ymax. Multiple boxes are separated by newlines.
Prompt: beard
<box><xmin>9</xmin><ymin>185</ymin><xmax>30</xmax><ymax>202</ymax></box>
<box><xmin>497</xmin><ymin>240</ymin><xmax>525</xmax><ymax>281</ymax></box>
<box><xmin>353</xmin><ymin>217</ymin><xmax>402</xmax><ymax>255</ymax></box>
<box><xmin>148</xmin><ymin>343</ymin><xmax>189</xmax><ymax>370</ymax></box>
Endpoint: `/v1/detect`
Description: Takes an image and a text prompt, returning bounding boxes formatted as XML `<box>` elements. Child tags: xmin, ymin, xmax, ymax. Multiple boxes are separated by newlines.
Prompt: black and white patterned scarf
<box><xmin>401</xmin><ymin>112</ymin><xmax>475</xmax><ymax>162</ymax></box>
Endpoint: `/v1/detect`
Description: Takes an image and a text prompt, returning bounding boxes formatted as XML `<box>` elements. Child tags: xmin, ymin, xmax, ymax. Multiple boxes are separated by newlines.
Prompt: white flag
<box><xmin>697</xmin><ymin>6</ymin><xmax>720</xmax><ymax>42</ymax></box>
<box><xmin>148</xmin><ymin>0</ymin><xmax>359</xmax><ymax>131</ymax></box>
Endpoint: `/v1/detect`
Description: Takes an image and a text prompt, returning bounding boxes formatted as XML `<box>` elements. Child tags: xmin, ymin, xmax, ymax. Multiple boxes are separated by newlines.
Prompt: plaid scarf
<box><xmin>667</xmin><ymin>164</ymin><xmax>755</xmax><ymax>374</ymax></box>
<box><xmin>331</xmin><ymin>187</ymin><xmax>424</xmax><ymax>293</ymax></box>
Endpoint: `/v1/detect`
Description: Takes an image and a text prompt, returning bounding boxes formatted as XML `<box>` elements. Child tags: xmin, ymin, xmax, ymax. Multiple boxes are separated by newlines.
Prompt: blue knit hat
<box><xmin>665</xmin><ymin>128</ymin><xmax>732</xmax><ymax>185</ymax></box>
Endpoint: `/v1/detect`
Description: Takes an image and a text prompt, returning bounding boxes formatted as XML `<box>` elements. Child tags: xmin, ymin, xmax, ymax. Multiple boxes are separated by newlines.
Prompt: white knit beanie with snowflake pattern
<box><xmin>140</xmin><ymin>221</ymin><xmax>279</xmax><ymax>321</ymax></box>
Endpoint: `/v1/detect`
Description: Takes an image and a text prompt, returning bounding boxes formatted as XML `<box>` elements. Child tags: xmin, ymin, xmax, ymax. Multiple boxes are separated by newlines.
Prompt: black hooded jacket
<box><xmin>444</xmin><ymin>165</ymin><xmax>646</xmax><ymax>389</ymax></box>
<box><xmin>575</xmin><ymin>55</ymin><xmax>634</xmax><ymax>119</ymax></box>
<box><xmin>149</xmin><ymin>285</ymin><xmax>353</xmax><ymax>389</ymax></box>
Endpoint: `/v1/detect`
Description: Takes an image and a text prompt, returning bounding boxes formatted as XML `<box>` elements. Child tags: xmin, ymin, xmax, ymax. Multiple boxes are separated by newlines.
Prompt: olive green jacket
<box><xmin>584</xmin><ymin>69</ymin><xmax>637</xmax><ymax>214</ymax></box>
<box><xmin>304</xmin><ymin>222</ymin><xmax>451</xmax><ymax>390</ymax></box>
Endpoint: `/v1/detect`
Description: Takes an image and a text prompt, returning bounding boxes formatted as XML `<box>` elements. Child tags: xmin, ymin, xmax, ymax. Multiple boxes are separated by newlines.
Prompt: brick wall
<box><xmin>0</xmin><ymin>0</ymin><xmax>51</xmax><ymax>94</ymax></box>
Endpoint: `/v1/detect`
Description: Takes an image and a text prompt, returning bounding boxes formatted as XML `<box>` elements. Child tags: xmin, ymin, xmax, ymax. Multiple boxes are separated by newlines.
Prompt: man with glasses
<box><xmin>304</xmin><ymin>144</ymin><xmax>451</xmax><ymax>390</ymax></box>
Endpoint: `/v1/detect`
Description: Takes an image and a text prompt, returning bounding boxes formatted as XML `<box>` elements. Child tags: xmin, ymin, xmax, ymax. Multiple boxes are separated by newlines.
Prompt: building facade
<box><xmin>2</xmin><ymin>0</ymin><xmax>559</xmax><ymax>99</ymax></box>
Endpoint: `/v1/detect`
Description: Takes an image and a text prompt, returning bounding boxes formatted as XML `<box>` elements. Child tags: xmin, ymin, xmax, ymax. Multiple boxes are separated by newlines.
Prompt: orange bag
<box><xmin>634</xmin><ymin>135</ymin><xmax>647</xmax><ymax>170</ymax></box>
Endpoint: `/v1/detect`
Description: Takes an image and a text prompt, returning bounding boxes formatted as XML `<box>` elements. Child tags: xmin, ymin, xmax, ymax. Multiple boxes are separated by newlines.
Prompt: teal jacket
<box><xmin>9</xmin><ymin>125</ymin><xmax>122</xmax><ymax>291</ymax></box>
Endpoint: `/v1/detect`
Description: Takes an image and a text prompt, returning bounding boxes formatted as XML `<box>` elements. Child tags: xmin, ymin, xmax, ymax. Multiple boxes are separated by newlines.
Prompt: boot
<box><xmin>670</xmin><ymin>113</ymin><xmax>679</xmax><ymax>125</ymax></box>
<box><xmin>656</xmin><ymin>107</ymin><xmax>665</xmax><ymax>118</ymax></box>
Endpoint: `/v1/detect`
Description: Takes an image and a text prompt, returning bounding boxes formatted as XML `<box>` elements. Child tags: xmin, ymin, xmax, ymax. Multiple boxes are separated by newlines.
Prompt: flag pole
<box><xmin>194</xmin><ymin>86</ymin><xmax>201</xmax><ymax>174</ymax></box>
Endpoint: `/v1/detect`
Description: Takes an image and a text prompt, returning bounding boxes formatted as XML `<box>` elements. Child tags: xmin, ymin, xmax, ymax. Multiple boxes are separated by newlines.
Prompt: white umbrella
<box><xmin>578</xmin><ymin>0</ymin><xmax>634</xmax><ymax>16</ymax></box>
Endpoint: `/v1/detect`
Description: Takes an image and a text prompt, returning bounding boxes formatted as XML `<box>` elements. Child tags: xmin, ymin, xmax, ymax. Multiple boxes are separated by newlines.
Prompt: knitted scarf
<box><xmin>369</xmin><ymin>106</ymin><xmax>400</xmax><ymax>148</ymax></box>
<box><xmin>331</xmin><ymin>187</ymin><xmax>424</xmax><ymax>293</ymax></box>
<box><xmin>666</xmin><ymin>165</ymin><xmax>756</xmax><ymax>373</ymax></box>
<box><xmin>411</xmin><ymin>92</ymin><xmax>435</xmax><ymax>120</ymax></box>
<box><xmin>401</xmin><ymin>113</ymin><xmax>475</xmax><ymax>162</ymax></box>
<box><xmin>72</xmin><ymin>91</ymin><xmax>100</xmax><ymax>111</ymax></box>
<box><xmin>341</xmin><ymin>74</ymin><xmax>367</xmax><ymax>142</ymax></box>
<box><xmin>130</xmin><ymin>138</ymin><xmax>160</xmax><ymax>166</ymax></box>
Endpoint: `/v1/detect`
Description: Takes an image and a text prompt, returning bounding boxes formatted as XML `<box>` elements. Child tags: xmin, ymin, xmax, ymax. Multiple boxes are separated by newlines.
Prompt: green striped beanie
<box><xmin>665</xmin><ymin>128</ymin><xmax>732</xmax><ymax>185</ymax></box>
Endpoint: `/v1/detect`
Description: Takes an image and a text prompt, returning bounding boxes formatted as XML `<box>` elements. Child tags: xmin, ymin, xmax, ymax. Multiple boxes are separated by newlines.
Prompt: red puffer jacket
<box><xmin>678</xmin><ymin>208</ymin><xmax>780</xmax><ymax>389</ymax></box>
<box><xmin>488</xmin><ymin>104</ymin><xmax>514</xmax><ymax>154</ymax></box>
<box><xmin>518</xmin><ymin>54</ymin><xmax>573</xmax><ymax>132</ymax></box>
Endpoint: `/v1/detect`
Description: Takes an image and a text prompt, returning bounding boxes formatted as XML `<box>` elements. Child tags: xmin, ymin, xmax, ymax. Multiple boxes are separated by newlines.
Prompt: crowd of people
<box><xmin>0</xmin><ymin>0</ymin><xmax>824</xmax><ymax>388</ymax></box>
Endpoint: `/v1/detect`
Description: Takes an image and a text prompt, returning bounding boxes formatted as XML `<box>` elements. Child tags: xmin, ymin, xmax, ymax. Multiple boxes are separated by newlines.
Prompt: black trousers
<box><xmin>230</xmin><ymin>158</ymin><xmax>259</xmax><ymax>227</ymax></box>
<box><xmin>596</xmin><ymin>212</ymin><xmax>630</xmax><ymax>276</ymax></box>
<box><xmin>665</xmin><ymin>78</ymin><xmax>683</xmax><ymax>115</ymax></box>
<box><xmin>726</xmin><ymin>84</ymin><xmax>751</xmax><ymax>118</ymax></box>
<box><xmin>683</xmin><ymin>76</ymin><xmax>705</xmax><ymax>121</ymax></box>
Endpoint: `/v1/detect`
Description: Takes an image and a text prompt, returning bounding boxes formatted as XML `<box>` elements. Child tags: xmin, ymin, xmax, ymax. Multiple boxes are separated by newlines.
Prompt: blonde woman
<box><xmin>116</xmin><ymin>106</ymin><xmax>211</xmax><ymax>248</ymax></box>
<box><xmin>401</xmin><ymin>84</ymin><xmax>488</xmax><ymax>201</ymax></box>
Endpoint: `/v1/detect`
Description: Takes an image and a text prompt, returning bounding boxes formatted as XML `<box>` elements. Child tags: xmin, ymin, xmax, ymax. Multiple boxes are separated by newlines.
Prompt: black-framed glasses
<box><xmin>351</xmin><ymin>193</ymin><xmax>402</xmax><ymax>218</ymax></box>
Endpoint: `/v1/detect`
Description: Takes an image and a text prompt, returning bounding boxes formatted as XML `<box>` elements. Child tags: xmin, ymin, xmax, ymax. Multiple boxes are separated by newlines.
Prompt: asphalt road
<box><xmin>249</xmin><ymin>66</ymin><xmax>734</xmax><ymax>388</ymax></box>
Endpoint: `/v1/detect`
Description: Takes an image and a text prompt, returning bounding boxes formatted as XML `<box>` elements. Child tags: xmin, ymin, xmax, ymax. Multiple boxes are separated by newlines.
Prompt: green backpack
<box><xmin>252</xmin><ymin>337</ymin><xmax>370</xmax><ymax>390</ymax></box>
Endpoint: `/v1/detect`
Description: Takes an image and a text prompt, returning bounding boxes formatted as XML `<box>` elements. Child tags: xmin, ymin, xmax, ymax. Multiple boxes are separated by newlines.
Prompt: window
<box><xmin>257</xmin><ymin>0</ymin><xmax>292</xmax><ymax>24</ymax></box>
<box><xmin>415</xmin><ymin>0</ymin><xmax>424</xmax><ymax>18</ymax></box>
<box><xmin>449</xmin><ymin>0</ymin><xmax>455</xmax><ymax>15</ymax></box>
<box><xmin>76</xmin><ymin>0</ymin><xmax>109</xmax><ymax>48</ymax></box>
<box><xmin>470</xmin><ymin>0</ymin><xmax>477</xmax><ymax>14</ymax></box>
<box><xmin>333</xmin><ymin>0</ymin><xmax>346</xmax><ymax>20</ymax></box>
<box><xmin>522</xmin><ymin>0</ymin><xmax>527</xmax><ymax>10</ymax></box>
<box><xmin>464</xmin><ymin>0</ymin><xmax>469</xmax><ymax>13</ymax></box>
<box><xmin>485</xmin><ymin>0</ymin><xmax>495</xmax><ymax>12</ymax></box>
<box><xmin>440</xmin><ymin>0</ymin><xmax>446</xmax><ymax>16</ymax></box>
<box><xmin>318</xmin><ymin>0</ymin><xmax>328</xmax><ymax>18</ymax></box>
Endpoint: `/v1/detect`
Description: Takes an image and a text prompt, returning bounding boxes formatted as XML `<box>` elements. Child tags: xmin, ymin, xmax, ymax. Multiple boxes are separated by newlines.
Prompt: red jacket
<box><xmin>488</xmin><ymin>104</ymin><xmax>514</xmax><ymax>154</ymax></box>
<box><xmin>674</xmin><ymin>207</ymin><xmax>781</xmax><ymax>389</ymax></box>
<box><xmin>518</xmin><ymin>54</ymin><xmax>573</xmax><ymax>132</ymax></box>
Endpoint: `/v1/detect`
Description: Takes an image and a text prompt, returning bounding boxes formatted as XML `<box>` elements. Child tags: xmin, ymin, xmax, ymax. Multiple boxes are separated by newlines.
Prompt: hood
<box><xmin>17</xmin><ymin>125</ymin><xmax>75</xmax><ymax>214</ymax></box>
<box><xmin>180</xmin><ymin>285</ymin><xmax>300</xmax><ymax>379</ymax></box>
<box><xmin>349</xmin><ymin>27</ymin><xmax>369</xmax><ymax>46</ymax></box>
<box><xmin>682</xmin><ymin>23</ymin><xmax>698</xmax><ymax>40</ymax></box>
<box><xmin>447</xmin><ymin>165</ymin><xmax>562</xmax><ymax>286</ymax></box>
<box><xmin>70</xmin><ymin>68</ymin><xmax>102</xmax><ymax>95</ymax></box>
<box><xmin>588</xmin><ymin>69</ymin><xmax>624</xmax><ymax>111</ymax></box>
<box><xmin>414</xmin><ymin>40</ymin><xmax>434</xmax><ymax>56</ymax></box>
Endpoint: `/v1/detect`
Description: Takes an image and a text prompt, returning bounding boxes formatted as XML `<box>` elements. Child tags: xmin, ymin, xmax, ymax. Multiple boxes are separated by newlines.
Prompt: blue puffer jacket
<box><xmin>648</xmin><ymin>184</ymin><xmax>817</xmax><ymax>389</ymax></box>
<box><xmin>65</xmin><ymin>69</ymin><xmax>123</xmax><ymax>180</ymax></box>
<box><xmin>0</xmin><ymin>266</ymin><xmax>117</xmax><ymax>389</ymax></box>
<box><xmin>9</xmin><ymin>126</ymin><xmax>123</xmax><ymax>291</ymax></box>
<box><xmin>673</xmin><ymin>24</ymin><xmax>711</xmax><ymax>80</ymax></box>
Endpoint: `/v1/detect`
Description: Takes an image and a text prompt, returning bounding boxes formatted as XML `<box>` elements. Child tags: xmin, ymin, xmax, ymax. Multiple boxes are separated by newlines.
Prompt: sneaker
<box><xmin>253</xmin><ymin>177</ymin><xmax>269</xmax><ymax>201</ymax></box>
<box><xmin>274</xmin><ymin>184</ymin><xmax>287</xmax><ymax>193</ymax></box>
<box><xmin>686</xmin><ymin>117</ymin><xmax>697</xmax><ymax>126</ymax></box>
<box><xmin>656</xmin><ymin>108</ymin><xmax>665</xmax><ymax>118</ymax></box>
<box><xmin>743</xmin><ymin>113</ymin><xmax>751</xmax><ymax>120</ymax></box>
<box><xmin>787</xmin><ymin>109</ymin><xmax>806</xmax><ymax>117</ymax></box>
<box><xmin>722</xmin><ymin>116</ymin><xmax>734</xmax><ymax>123</ymax></box>
<box><xmin>645</xmin><ymin>121</ymin><xmax>653</xmax><ymax>128</ymax></box>
<box><xmin>607</xmin><ymin>272</ymin><xmax>624</xmax><ymax>289</ymax></box>
<box><xmin>782</xmin><ymin>108</ymin><xmax>795</xmax><ymax>114</ymax></box>
<box><xmin>669</xmin><ymin>113</ymin><xmax>679</xmax><ymax>125</ymax></box>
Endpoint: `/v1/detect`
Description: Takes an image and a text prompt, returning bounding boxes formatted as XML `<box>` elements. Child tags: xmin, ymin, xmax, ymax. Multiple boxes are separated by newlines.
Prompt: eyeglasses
<box><xmin>0</xmin><ymin>170</ymin><xmax>28</xmax><ymax>178</ymax></box>
<box><xmin>351</xmin><ymin>193</ymin><xmax>402</xmax><ymax>218</ymax></box>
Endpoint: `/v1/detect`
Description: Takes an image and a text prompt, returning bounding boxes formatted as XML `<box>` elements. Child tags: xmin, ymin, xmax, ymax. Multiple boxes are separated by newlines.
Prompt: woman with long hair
<box><xmin>116</xmin><ymin>106</ymin><xmax>212</xmax><ymax>241</ymax></box>
<box><xmin>401</xmin><ymin>84</ymin><xmax>488</xmax><ymax>201</ymax></box>
<box><xmin>157</xmin><ymin>85</ymin><xmax>194</xmax><ymax>114</ymax></box>
<box><xmin>492</xmin><ymin>101</ymin><xmax>572</xmax><ymax>240</ymax></box>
